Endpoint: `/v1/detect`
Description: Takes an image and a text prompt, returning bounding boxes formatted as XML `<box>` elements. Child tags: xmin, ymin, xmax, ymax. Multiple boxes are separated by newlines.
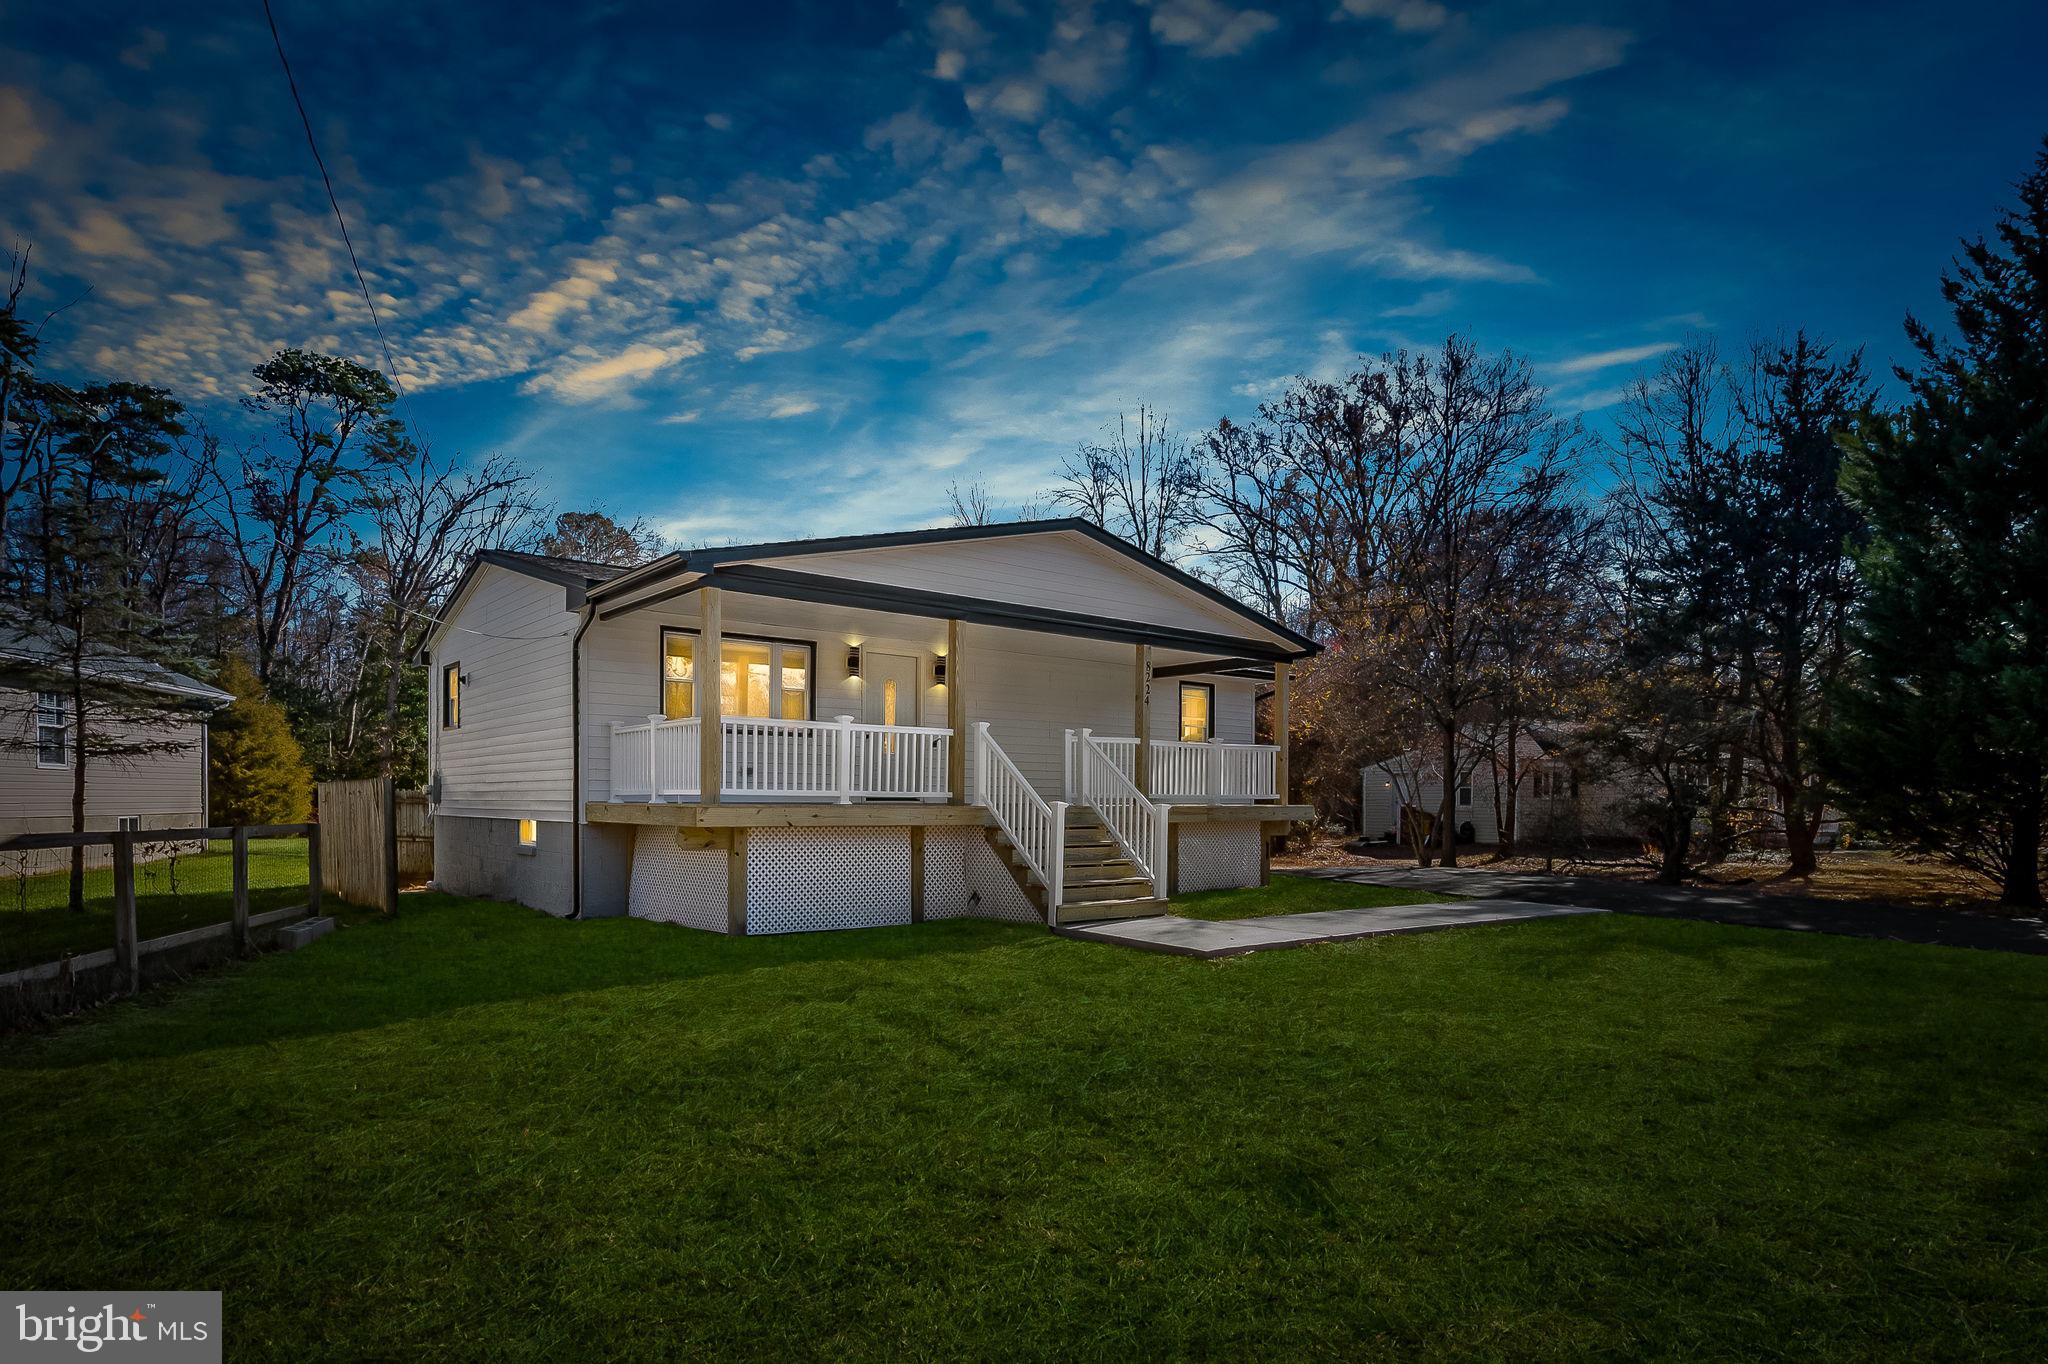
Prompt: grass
<box><xmin>0</xmin><ymin>838</ymin><xmax>310</xmax><ymax>972</ymax></box>
<box><xmin>1173</xmin><ymin>874</ymin><xmax>1448</xmax><ymax>920</ymax></box>
<box><xmin>3</xmin><ymin>895</ymin><xmax>2047</xmax><ymax>1360</ymax></box>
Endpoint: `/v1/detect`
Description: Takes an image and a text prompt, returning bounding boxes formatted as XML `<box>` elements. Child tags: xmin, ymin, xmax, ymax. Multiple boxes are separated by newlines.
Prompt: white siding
<box><xmin>0</xmin><ymin>687</ymin><xmax>208</xmax><ymax>834</ymax></box>
<box><xmin>961</xmin><ymin>624</ymin><xmax>1134</xmax><ymax>796</ymax></box>
<box><xmin>429</xmin><ymin>566</ymin><xmax>578</xmax><ymax>821</ymax></box>
<box><xmin>1148</xmin><ymin>675</ymin><xmax>1258</xmax><ymax>746</ymax></box>
<box><xmin>761</xmin><ymin>530</ymin><xmax>1288</xmax><ymax>647</ymax></box>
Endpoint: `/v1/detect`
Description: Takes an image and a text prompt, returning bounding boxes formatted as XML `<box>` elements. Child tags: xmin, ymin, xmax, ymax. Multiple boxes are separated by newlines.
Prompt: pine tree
<box><xmin>1827</xmin><ymin>138</ymin><xmax>2048</xmax><ymax>908</ymax></box>
<box><xmin>209</xmin><ymin>656</ymin><xmax>313</xmax><ymax>825</ymax></box>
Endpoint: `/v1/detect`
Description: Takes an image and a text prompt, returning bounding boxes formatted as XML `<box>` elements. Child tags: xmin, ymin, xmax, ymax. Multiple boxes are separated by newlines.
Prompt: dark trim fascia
<box><xmin>698</xmin><ymin>564</ymin><xmax>1306</xmax><ymax>661</ymax></box>
<box><xmin>583</xmin><ymin>518</ymin><xmax>1320</xmax><ymax>656</ymax></box>
<box><xmin>1153</xmin><ymin>657</ymin><xmax>1272</xmax><ymax>680</ymax></box>
<box><xmin>595</xmin><ymin>575</ymin><xmax>707</xmax><ymax>621</ymax></box>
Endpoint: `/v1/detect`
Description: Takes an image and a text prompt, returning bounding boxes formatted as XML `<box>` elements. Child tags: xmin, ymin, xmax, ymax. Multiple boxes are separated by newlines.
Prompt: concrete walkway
<box><xmin>1298</xmin><ymin>864</ymin><xmax>2048</xmax><ymax>955</ymax></box>
<box><xmin>1058</xmin><ymin>899</ymin><xmax>1603</xmax><ymax>959</ymax></box>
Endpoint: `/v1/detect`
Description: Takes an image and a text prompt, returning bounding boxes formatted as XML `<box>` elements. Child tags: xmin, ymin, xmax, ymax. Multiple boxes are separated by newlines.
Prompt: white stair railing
<box><xmin>974</xmin><ymin>722</ymin><xmax>1067</xmax><ymax>924</ymax></box>
<box><xmin>1072</xmin><ymin>728</ymin><xmax>1169</xmax><ymax>887</ymax></box>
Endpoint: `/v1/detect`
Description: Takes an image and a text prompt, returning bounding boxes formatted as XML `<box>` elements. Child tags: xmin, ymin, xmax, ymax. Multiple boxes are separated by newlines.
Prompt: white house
<box><xmin>1362</xmin><ymin>727</ymin><xmax>1638</xmax><ymax>847</ymax></box>
<box><xmin>0</xmin><ymin>622</ymin><xmax>233</xmax><ymax>871</ymax></box>
<box><xmin>422</xmin><ymin>519</ymin><xmax>1316</xmax><ymax>933</ymax></box>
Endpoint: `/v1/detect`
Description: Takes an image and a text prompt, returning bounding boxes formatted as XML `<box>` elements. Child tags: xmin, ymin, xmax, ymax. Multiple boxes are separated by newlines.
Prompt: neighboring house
<box><xmin>422</xmin><ymin>519</ymin><xmax>1317</xmax><ymax>933</ymax></box>
<box><xmin>0</xmin><ymin>623</ymin><xmax>234</xmax><ymax>872</ymax></box>
<box><xmin>1362</xmin><ymin>727</ymin><xmax>1639</xmax><ymax>847</ymax></box>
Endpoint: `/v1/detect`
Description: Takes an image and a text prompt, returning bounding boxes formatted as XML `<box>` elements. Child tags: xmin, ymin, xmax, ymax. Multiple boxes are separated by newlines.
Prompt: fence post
<box><xmin>232</xmin><ymin>826</ymin><xmax>251</xmax><ymax>950</ymax></box>
<box><xmin>1047</xmin><ymin>800</ymin><xmax>1067</xmax><ymax>927</ymax></box>
<box><xmin>646</xmin><ymin>714</ymin><xmax>663</xmax><ymax>800</ymax></box>
<box><xmin>306</xmin><ymin>822</ymin><xmax>323</xmax><ymax>919</ymax></box>
<box><xmin>1153</xmin><ymin>803</ymin><xmax>1171</xmax><ymax>892</ymax></box>
<box><xmin>835</xmin><ymin>716</ymin><xmax>856</xmax><ymax>804</ymax></box>
<box><xmin>973</xmin><ymin>722</ymin><xmax>990</xmax><ymax>806</ymax></box>
<box><xmin>110</xmin><ymin>829</ymin><xmax>138</xmax><ymax>993</ymax></box>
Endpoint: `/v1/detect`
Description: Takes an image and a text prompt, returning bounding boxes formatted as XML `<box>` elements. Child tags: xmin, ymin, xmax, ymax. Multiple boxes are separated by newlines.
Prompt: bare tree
<box><xmin>1051</xmin><ymin>405</ymin><xmax>1203</xmax><ymax>559</ymax></box>
<box><xmin>945</xmin><ymin>478</ymin><xmax>995</xmax><ymax>527</ymax></box>
<box><xmin>211</xmin><ymin>349</ymin><xmax>411</xmax><ymax>684</ymax></box>
<box><xmin>350</xmin><ymin>447</ymin><xmax>543</xmax><ymax>795</ymax></box>
<box><xmin>539</xmin><ymin>509</ymin><xmax>670</xmax><ymax>566</ymax></box>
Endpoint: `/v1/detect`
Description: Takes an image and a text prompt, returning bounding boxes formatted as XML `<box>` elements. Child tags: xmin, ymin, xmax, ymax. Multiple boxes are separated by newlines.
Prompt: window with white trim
<box><xmin>662</xmin><ymin>629</ymin><xmax>814</xmax><ymax>721</ymax></box>
<box><xmin>35</xmin><ymin>691</ymin><xmax>67</xmax><ymax>767</ymax></box>
<box><xmin>1456</xmin><ymin>780</ymin><xmax>1472</xmax><ymax>808</ymax></box>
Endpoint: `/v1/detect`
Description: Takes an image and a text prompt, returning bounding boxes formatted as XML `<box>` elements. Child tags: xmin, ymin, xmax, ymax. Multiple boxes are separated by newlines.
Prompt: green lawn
<box><xmin>0</xmin><ymin>838</ymin><xmax>310</xmax><ymax>971</ymax></box>
<box><xmin>3</xmin><ymin>893</ymin><xmax>2046</xmax><ymax>1360</ymax></box>
<box><xmin>1173</xmin><ymin>873</ymin><xmax>1449</xmax><ymax>919</ymax></box>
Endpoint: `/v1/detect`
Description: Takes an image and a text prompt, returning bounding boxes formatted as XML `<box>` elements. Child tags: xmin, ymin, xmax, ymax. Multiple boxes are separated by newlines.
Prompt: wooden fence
<box><xmin>315</xmin><ymin>779</ymin><xmax>431</xmax><ymax>913</ymax></box>
<box><xmin>0</xmin><ymin>825</ymin><xmax>321</xmax><ymax>1017</ymax></box>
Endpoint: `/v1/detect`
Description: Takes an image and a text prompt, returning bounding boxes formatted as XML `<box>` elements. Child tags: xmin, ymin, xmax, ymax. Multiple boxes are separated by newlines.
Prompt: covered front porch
<box><xmin>605</xmin><ymin>716</ymin><xmax>1282</xmax><ymax>805</ymax></box>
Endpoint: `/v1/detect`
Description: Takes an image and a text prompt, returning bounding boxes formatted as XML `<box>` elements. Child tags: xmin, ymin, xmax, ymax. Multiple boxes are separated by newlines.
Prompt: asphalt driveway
<box><xmin>1291</xmin><ymin>864</ymin><xmax>2048</xmax><ymax>955</ymax></box>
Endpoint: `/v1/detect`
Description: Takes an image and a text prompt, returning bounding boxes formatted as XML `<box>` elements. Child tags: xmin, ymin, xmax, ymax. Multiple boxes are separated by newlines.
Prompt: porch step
<box><xmin>1058</xmin><ymin>895</ymin><xmax>1169</xmax><ymax>924</ymax></box>
<box><xmin>1061</xmin><ymin>873</ymin><xmax>1154</xmax><ymax>904</ymax></box>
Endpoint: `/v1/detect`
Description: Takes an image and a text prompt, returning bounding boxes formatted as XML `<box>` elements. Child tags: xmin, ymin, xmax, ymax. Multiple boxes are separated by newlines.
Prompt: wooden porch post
<box><xmin>1133</xmin><ymin>644</ymin><xmax>1153</xmax><ymax>795</ymax></box>
<box><xmin>1273</xmin><ymin>660</ymin><xmax>1291</xmax><ymax>803</ymax></box>
<box><xmin>700</xmin><ymin>587</ymin><xmax>723</xmax><ymax>805</ymax></box>
<box><xmin>946</xmin><ymin>617</ymin><xmax>966</xmax><ymax>803</ymax></box>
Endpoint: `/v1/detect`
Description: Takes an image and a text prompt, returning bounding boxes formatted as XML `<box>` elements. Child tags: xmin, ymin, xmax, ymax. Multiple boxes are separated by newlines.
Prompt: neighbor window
<box><xmin>1457</xmin><ymin>780</ymin><xmax>1472</xmax><ymax>808</ymax></box>
<box><xmin>1178</xmin><ymin>682</ymin><xmax>1214</xmax><ymax>742</ymax></box>
<box><xmin>441</xmin><ymin>664</ymin><xmax>461</xmax><ymax>729</ymax></box>
<box><xmin>662</xmin><ymin>630</ymin><xmax>813</xmax><ymax>721</ymax></box>
<box><xmin>517</xmin><ymin>818</ymin><xmax>537</xmax><ymax>851</ymax></box>
<box><xmin>35</xmin><ymin>691</ymin><xmax>67</xmax><ymax>767</ymax></box>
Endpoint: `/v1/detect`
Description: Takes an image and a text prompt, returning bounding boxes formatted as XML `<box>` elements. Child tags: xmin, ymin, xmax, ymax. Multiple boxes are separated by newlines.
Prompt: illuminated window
<box><xmin>882</xmin><ymin>678</ymin><xmax>899</xmax><ymax>726</ymax></box>
<box><xmin>662</xmin><ymin>629</ymin><xmax>814</xmax><ymax>720</ymax></box>
<box><xmin>1178</xmin><ymin>682</ymin><xmax>1213</xmax><ymax>742</ymax></box>
<box><xmin>517</xmin><ymin>818</ymin><xmax>537</xmax><ymax>851</ymax></box>
<box><xmin>662</xmin><ymin>634</ymin><xmax>695</xmax><ymax>719</ymax></box>
<box><xmin>441</xmin><ymin>665</ymin><xmax>460</xmax><ymax>728</ymax></box>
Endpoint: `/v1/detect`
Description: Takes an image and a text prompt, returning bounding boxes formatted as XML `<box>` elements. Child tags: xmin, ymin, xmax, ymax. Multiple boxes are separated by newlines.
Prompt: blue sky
<box><xmin>4</xmin><ymin>1</ymin><xmax>2044</xmax><ymax>542</ymax></box>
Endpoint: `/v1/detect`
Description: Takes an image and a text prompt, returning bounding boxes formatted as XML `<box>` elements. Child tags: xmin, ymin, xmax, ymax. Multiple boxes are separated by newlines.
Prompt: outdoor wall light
<box><xmin>933</xmin><ymin>655</ymin><xmax>947</xmax><ymax>686</ymax></box>
<box><xmin>847</xmin><ymin>644</ymin><xmax>863</xmax><ymax>678</ymax></box>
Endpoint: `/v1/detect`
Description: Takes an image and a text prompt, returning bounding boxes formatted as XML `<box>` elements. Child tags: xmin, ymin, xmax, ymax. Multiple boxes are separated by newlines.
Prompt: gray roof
<box><xmin>0</xmin><ymin>620</ymin><xmax>233</xmax><ymax>708</ymax></box>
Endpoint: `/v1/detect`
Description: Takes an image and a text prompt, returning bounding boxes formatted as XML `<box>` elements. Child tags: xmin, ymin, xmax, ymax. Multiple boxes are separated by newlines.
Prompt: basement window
<box><xmin>517</xmin><ymin>818</ymin><xmax>537</xmax><ymax>854</ymax></box>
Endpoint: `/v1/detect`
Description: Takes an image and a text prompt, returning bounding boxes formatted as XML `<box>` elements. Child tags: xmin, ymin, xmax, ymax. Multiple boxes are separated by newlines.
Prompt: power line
<box><xmin>260</xmin><ymin>0</ymin><xmax>426</xmax><ymax>446</ymax></box>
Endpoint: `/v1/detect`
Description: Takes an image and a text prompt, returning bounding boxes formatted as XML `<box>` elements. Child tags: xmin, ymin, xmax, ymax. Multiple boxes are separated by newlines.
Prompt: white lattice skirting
<box><xmin>1176</xmin><ymin>822</ymin><xmax>1263</xmax><ymax>894</ymax></box>
<box><xmin>627</xmin><ymin>828</ymin><xmax>728</xmax><ymax>932</ymax></box>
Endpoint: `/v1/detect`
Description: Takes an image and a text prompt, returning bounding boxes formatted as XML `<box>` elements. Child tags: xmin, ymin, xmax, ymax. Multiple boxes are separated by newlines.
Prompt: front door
<box><xmin>863</xmin><ymin>652</ymin><xmax>919</xmax><ymax>729</ymax></box>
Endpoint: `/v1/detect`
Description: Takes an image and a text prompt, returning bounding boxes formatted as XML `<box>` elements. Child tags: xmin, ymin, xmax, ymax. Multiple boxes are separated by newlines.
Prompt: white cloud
<box><xmin>766</xmin><ymin>396</ymin><xmax>819</xmax><ymax>419</ymax></box>
<box><xmin>1548</xmin><ymin>341</ymin><xmax>1678</xmax><ymax>375</ymax></box>
<box><xmin>1147</xmin><ymin>0</ymin><xmax>1281</xmax><ymax>58</ymax></box>
<box><xmin>522</xmin><ymin>335</ymin><xmax>705</xmax><ymax>401</ymax></box>
<box><xmin>1335</xmin><ymin>0</ymin><xmax>1451</xmax><ymax>33</ymax></box>
<box><xmin>0</xmin><ymin>88</ymin><xmax>46</xmax><ymax>173</ymax></box>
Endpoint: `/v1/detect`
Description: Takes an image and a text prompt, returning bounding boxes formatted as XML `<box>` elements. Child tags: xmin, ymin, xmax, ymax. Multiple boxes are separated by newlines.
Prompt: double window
<box><xmin>1177</xmin><ymin>682</ymin><xmax>1214</xmax><ymax>742</ymax></box>
<box><xmin>662</xmin><ymin>629</ymin><xmax>813</xmax><ymax>721</ymax></box>
<box><xmin>35</xmin><ymin>691</ymin><xmax>67</xmax><ymax>767</ymax></box>
<box><xmin>441</xmin><ymin>664</ymin><xmax>461</xmax><ymax>729</ymax></box>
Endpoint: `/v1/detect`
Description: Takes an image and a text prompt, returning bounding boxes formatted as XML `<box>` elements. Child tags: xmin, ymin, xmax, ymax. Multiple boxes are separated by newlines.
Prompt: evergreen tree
<box><xmin>208</xmin><ymin>656</ymin><xmax>313</xmax><ymax>825</ymax></box>
<box><xmin>1827</xmin><ymin>138</ymin><xmax>2048</xmax><ymax>908</ymax></box>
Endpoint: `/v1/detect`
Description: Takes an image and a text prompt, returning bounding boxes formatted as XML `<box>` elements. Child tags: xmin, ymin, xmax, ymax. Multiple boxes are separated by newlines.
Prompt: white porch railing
<box><xmin>973</xmin><ymin>722</ymin><xmax>1066</xmax><ymax>924</ymax></box>
<box><xmin>1071</xmin><ymin>728</ymin><xmax>1168</xmax><ymax>885</ymax></box>
<box><xmin>610</xmin><ymin>715</ymin><xmax>951</xmax><ymax>802</ymax></box>
<box><xmin>1062</xmin><ymin>733</ymin><xmax>1281</xmax><ymax>802</ymax></box>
